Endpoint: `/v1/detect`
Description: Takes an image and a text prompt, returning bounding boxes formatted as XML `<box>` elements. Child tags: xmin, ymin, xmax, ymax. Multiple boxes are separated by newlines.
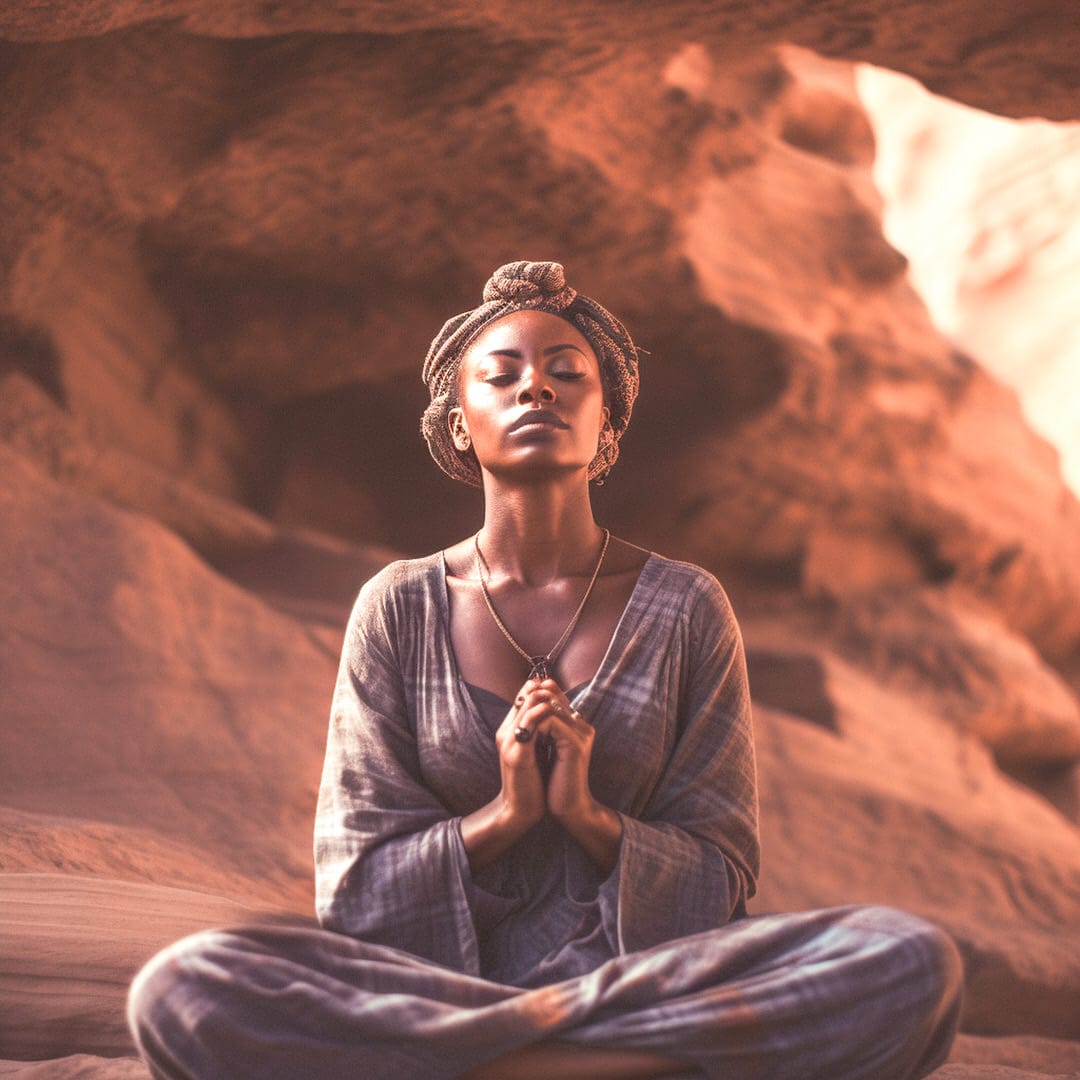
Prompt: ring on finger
<box><xmin>514</xmin><ymin>725</ymin><xmax>532</xmax><ymax>743</ymax></box>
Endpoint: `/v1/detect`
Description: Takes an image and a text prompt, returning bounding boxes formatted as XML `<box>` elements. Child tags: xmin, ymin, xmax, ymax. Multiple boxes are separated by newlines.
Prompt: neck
<box><xmin>477</xmin><ymin>473</ymin><xmax>603</xmax><ymax>586</ymax></box>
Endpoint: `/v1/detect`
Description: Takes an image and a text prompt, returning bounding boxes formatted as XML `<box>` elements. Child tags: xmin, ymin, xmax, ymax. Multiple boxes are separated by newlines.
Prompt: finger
<box><xmin>503</xmin><ymin>682</ymin><xmax>546</xmax><ymax>741</ymax></box>
<box><xmin>522</xmin><ymin>679</ymin><xmax>559</xmax><ymax>697</ymax></box>
<box><xmin>516</xmin><ymin>689</ymin><xmax>561</xmax><ymax>721</ymax></box>
<box><xmin>511</xmin><ymin>696</ymin><xmax>553</xmax><ymax>743</ymax></box>
<box><xmin>498</xmin><ymin>695</ymin><xmax>527</xmax><ymax>732</ymax></box>
<box><xmin>518</xmin><ymin>677</ymin><xmax>565</xmax><ymax>702</ymax></box>
<box><xmin>498</xmin><ymin>697</ymin><xmax>546</xmax><ymax>750</ymax></box>
<box><xmin>533</xmin><ymin>707</ymin><xmax>591</xmax><ymax>746</ymax></box>
<box><xmin>517</xmin><ymin>695</ymin><xmax>575</xmax><ymax>721</ymax></box>
<box><xmin>523</xmin><ymin>683</ymin><xmax>572</xmax><ymax>709</ymax></box>
<box><xmin>539</xmin><ymin>679</ymin><xmax>578</xmax><ymax>711</ymax></box>
<box><xmin>499</xmin><ymin>717</ymin><xmax>531</xmax><ymax>748</ymax></box>
<box><xmin>498</xmin><ymin>720</ymin><xmax>541</xmax><ymax>762</ymax></box>
<box><xmin>510</xmin><ymin>681</ymin><xmax>544</xmax><ymax>709</ymax></box>
<box><xmin>566</xmin><ymin>705</ymin><xmax>589</xmax><ymax>727</ymax></box>
<box><xmin>545</xmin><ymin>698</ymin><xmax>586</xmax><ymax>727</ymax></box>
<box><xmin>513</xmin><ymin>696</ymin><xmax>569</xmax><ymax>743</ymax></box>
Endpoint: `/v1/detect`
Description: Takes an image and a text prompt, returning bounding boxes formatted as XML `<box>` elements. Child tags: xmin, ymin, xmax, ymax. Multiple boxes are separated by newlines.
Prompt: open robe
<box><xmin>313</xmin><ymin>552</ymin><xmax>760</xmax><ymax>987</ymax></box>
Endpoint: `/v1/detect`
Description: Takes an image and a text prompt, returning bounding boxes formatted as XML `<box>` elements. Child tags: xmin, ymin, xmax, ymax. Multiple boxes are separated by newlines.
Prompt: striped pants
<box><xmin>128</xmin><ymin>904</ymin><xmax>961</xmax><ymax>1080</ymax></box>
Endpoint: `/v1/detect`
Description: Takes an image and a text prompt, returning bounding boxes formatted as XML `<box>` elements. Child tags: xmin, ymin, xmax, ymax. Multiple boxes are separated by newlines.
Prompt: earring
<box><xmin>592</xmin><ymin>420</ymin><xmax>615</xmax><ymax>485</ymax></box>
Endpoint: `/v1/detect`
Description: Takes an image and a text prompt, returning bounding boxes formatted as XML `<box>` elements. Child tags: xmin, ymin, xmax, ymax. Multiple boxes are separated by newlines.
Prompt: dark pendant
<box><xmin>528</xmin><ymin>657</ymin><xmax>550</xmax><ymax>680</ymax></box>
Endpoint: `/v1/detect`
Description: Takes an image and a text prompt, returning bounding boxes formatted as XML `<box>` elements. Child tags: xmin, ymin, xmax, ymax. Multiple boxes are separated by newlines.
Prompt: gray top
<box><xmin>314</xmin><ymin>550</ymin><xmax>759</xmax><ymax>988</ymax></box>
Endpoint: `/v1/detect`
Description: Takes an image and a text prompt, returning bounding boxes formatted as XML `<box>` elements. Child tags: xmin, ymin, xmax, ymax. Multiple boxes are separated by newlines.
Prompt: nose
<box><xmin>516</xmin><ymin>368</ymin><xmax>555</xmax><ymax>405</ymax></box>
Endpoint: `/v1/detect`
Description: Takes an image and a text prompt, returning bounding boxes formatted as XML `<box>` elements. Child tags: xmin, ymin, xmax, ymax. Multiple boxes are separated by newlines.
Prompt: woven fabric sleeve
<box><xmin>598</xmin><ymin>570</ymin><xmax>760</xmax><ymax>955</ymax></box>
<box><xmin>313</xmin><ymin>566</ymin><xmax>481</xmax><ymax>974</ymax></box>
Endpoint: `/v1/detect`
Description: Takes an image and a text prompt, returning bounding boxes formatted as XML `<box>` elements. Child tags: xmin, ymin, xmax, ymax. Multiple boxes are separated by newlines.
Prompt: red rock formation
<box><xmin>1</xmin><ymin>876</ymin><xmax>259</xmax><ymax>1060</ymax></box>
<box><xmin>2</xmin><ymin>5</ymin><xmax>1079</xmax><ymax>1077</ymax></box>
<box><xmin>0</xmin><ymin>445</ymin><xmax>333</xmax><ymax>908</ymax></box>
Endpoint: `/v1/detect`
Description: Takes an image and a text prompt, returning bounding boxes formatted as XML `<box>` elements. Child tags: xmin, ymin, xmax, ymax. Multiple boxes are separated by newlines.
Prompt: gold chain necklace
<box><xmin>474</xmin><ymin>528</ymin><xmax>611</xmax><ymax>681</ymax></box>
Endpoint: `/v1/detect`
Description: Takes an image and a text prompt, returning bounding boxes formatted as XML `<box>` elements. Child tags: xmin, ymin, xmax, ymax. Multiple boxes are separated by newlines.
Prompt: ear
<box><xmin>601</xmin><ymin>405</ymin><xmax>611</xmax><ymax>427</ymax></box>
<box><xmin>448</xmin><ymin>407</ymin><xmax>471</xmax><ymax>451</ymax></box>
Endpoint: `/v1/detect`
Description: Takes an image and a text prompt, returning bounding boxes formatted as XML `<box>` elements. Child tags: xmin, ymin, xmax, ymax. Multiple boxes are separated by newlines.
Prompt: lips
<box><xmin>508</xmin><ymin>410</ymin><xmax>569</xmax><ymax>433</ymax></box>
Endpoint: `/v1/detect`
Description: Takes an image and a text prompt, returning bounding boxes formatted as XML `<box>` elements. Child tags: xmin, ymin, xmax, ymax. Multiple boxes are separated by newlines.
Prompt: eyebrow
<box><xmin>484</xmin><ymin>344</ymin><xmax>588</xmax><ymax>359</ymax></box>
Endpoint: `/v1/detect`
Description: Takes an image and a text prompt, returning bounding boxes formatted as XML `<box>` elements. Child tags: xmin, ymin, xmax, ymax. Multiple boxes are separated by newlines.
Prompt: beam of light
<box><xmin>856</xmin><ymin>64</ymin><xmax>1080</xmax><ymax>498</ymax></box>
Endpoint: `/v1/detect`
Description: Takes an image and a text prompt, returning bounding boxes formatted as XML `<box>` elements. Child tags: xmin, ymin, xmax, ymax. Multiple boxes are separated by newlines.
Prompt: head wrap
<box><xmin>421</xmin><ymin>260</ymin><xmax>641</xmax><ymax>487</ymax></box>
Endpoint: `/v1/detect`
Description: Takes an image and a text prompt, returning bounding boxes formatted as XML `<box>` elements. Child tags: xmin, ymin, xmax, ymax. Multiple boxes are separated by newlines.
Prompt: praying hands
<box><xmin>462</xmin><ymin>676</ymin><xmax>622</xmax><ymax>874</ymax></box>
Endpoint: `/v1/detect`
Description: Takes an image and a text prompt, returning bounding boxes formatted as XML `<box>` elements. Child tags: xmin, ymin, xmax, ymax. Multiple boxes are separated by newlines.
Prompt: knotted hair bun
<box><xmin>482</xmin><ymin>261</ymin><xmax>577</xmax><ymax>310</ymax></box>
<box><xmin>421</xmin><ymin>260</ymin><xmax>641</xmax><ymax>488</ymax></box>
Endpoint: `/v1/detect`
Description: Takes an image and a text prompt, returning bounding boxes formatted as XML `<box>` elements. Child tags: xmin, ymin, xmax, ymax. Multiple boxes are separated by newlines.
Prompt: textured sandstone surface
<box><xmin>0</xmin><ymin>445</ymin><xmax>333</xmax><ymax>909</ymax></box>
<box><xmin>2</xmin><ymin>0</ymin><xmax>1080</xmax><ymax>121</ymax></box>
<box><xmin>933</xmin><ymin>1071</ymin><xmax>1080</xmax><ymax>1079</ymax></box>
<box><xmin>2</xmin><ymin>2</ymin><xmax>1080</xmax><ymax>1075</ymax></box>
<box><xmin>0</xmin><ymin>875</ymin><xmax>258</xmax><ymax>1060</ymax></box>
<box><xmin>0</xmin><ymin>1058</ymin><xmax>148</xmax><ymax>1078</ymax></box>
<box><xmin>950</xmin><ymin>1035</ymin><xmax>1080</xmax><ymax>1076</ymax></box>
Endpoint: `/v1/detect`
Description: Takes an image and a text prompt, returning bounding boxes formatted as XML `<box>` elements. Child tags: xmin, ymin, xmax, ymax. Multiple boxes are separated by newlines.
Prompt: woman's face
<box><xmin>448</xmin><ymin>309</ymin><xmax>608</xmax><ymax>483</ymax></box>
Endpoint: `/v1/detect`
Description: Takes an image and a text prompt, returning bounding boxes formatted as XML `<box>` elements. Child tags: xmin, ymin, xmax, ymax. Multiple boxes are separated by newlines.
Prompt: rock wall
<box><xmin>2</xmin><ymin>5</ymin><xmax>1079</xmax><ymax>1076</ymax></box>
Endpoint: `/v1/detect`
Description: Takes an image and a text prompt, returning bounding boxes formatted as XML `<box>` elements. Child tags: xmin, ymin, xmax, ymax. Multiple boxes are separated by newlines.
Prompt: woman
<box><xmin>129</xmin><ymin>261</ymin><xmax>962</xmax><ymax>1079</ymax></box>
